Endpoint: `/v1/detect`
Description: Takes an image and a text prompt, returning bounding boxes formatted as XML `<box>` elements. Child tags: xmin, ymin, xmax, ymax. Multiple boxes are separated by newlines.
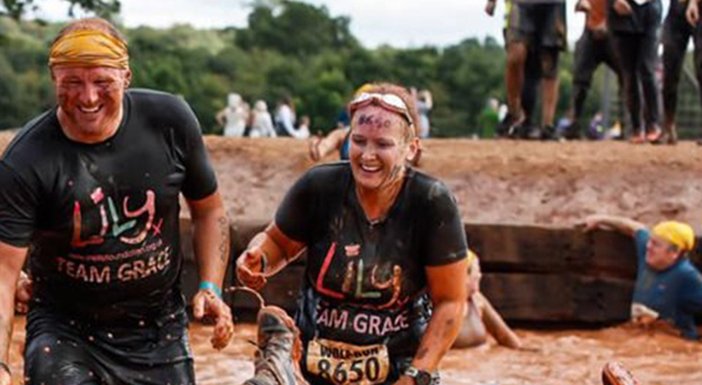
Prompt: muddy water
<box><xmin>7</xmin><ymin>317</ymin><xmax>701</xmax><ymax>385</ymax></box>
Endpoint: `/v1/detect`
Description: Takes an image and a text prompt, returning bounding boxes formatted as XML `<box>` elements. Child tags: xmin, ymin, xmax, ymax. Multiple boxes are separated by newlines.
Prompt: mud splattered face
<box><xmin>53</xmin><ymin>65</ymin><xmax>130</xmax><ymax>141</ymax></box>
<box><xmin>349</xmin><ymin>105</ymin><xmax>414</xmax><ymax>192</ymax></box>
<box><xmin>645</xmin><ymin>235</ymin><xmax>680</xmax><ymax>271</ymax></box>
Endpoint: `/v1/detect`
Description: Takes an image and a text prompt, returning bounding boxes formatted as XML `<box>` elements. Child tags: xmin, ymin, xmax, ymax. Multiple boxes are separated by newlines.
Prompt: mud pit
<box><xmin>3</xmin><ymin>134</ymin><xmax>702</xmax><ymax>384</ymax></box>
<box><xmin>8</xmin><ymin>318</ymin><xmax>702</xmax><ymax>385</ymax></box>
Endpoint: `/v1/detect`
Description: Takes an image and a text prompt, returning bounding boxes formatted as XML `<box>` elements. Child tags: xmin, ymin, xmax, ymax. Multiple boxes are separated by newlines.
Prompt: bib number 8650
<box><xmin>306</xmin><ymin>339</ymin><xmax>389</xmax><ymax>384</ymax></box>
<box><xmin>317</xmin><ymin>357</ymin><xmax>381</xmax><ymax>383</ymax></box>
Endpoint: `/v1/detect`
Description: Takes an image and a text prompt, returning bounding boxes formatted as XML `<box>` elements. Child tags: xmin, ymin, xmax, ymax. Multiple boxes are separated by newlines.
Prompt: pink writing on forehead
<box><xmin>357</xmin><ymin>113</ymin><xmax>391</xmax><ymax>129</ymax></box>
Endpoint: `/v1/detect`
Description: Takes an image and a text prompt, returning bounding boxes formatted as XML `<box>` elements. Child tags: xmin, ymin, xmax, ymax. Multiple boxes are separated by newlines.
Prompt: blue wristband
<box><xmin>198</xmin><ymin>281</ymin><xmax>222</xmax><ymax>298</ymax></box>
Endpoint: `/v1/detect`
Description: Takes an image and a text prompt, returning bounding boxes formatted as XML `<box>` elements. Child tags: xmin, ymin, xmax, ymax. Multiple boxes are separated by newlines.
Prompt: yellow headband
<box><xmin>652</xmin><ymin>221</ymin><xmax>695</xmax><ymax>252</ymax></box>
<box><xmin>49</xmin><ymin>29</ymin><xmax>129</xmax><ymax>69</ymax></box>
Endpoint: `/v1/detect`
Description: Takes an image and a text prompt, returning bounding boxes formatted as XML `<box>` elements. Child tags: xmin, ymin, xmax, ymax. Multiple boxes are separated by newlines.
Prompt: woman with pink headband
<box><xmin>238</xmin><ymin>82</ymin><xmax>468</xmax><ymax>385</ymax></box>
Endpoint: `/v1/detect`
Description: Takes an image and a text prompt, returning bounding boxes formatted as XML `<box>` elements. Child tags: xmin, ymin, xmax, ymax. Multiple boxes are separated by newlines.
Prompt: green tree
<box><xmin>237</xmin><ymin>0</ymin><xmax>358</xmax><ymax>57</ymax></box>
<box><xmin>434</xmin><ymin>37</ymin><xmax>505</xmax><ymax>137</ymax></box>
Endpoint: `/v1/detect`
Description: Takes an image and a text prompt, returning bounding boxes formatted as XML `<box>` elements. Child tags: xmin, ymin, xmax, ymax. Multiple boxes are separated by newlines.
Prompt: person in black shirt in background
<box><xmin>608</xmin><ymin>0</ymin><xmax>663</xmax><ymax>143</ymax></box>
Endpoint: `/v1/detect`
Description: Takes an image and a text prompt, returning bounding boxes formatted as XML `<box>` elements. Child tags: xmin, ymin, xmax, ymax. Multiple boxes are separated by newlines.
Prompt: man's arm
<box><xmin>0</xmin><ymin>241</ymin><xmax>28</xmax><ymax>385</ymax></box>
<box><xmin>186</xmin><ymin>190</ymin><xmax>234</xmax><ymax>350</ymax></box>
<box><xmin>583</xmin><ymin>214</ymin><xmax>646</xmax><ymax>237</ymax></box>
<box><xmin>396</xmin><ymin>258</ymin><xmax>468</xmax><ymax>384</ymax></box>
<box><xmin>188</xmin><ymin>191</ymin><xmax>229</xmax><ymax>289</ymax></box>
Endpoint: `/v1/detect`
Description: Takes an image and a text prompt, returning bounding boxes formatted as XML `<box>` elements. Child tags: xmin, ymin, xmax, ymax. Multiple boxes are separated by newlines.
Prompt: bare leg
<box><xmin>506</xmin><ymin>41</ymin><xmax>528</xmax><ymax>121</ymax></box>
<box><xmin>541</xmin><ymin>76</ymin><xmax>559</xmax><ymax>128</ymax></box>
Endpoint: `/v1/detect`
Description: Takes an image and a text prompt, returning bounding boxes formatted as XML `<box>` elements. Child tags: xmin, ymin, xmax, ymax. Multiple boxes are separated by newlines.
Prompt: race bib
<box><xmin>306</xmin><ymin>338</ymin><xmax>390</xmax><ymax>384</ymax></box>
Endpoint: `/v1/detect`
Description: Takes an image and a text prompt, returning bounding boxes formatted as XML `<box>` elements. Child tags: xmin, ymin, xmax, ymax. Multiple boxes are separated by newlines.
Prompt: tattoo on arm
<box><xmin>218</xmin><ymin>216</ymin><xmax>229</xmax><ymax>264</ymax></box>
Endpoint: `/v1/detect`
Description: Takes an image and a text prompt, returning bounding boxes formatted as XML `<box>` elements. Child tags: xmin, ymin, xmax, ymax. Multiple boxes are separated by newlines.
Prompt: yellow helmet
<box><xmin>652</xmin><ymin>221</ymin><xmax>695</xmax><ymax>252</ymax></box>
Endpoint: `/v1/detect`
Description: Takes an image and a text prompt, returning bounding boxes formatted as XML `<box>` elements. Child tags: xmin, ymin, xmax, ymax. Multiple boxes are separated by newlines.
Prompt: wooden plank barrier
<box><xmin>178</xmin><ymin>218</ymin><xmax>702</xmax><ymax>324</ymax></box>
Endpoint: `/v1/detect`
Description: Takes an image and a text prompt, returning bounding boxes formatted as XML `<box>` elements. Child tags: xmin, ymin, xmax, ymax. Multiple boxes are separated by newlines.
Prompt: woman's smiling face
<box><xmin>349</xmin><ymin>104</ymin><xmax>412</xmax><ymax>191</ymax></box>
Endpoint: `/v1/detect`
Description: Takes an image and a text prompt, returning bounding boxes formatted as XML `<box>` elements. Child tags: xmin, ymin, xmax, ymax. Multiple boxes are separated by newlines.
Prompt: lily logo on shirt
<box><xmin>317</xmin><ymin>242</ymin><xmax>407</xmax><ymax>309</ymax></box>
<box><xmin>71</xmin><ymin>187</ymin><xmax>162</xmax><ymax>247</ymax></box>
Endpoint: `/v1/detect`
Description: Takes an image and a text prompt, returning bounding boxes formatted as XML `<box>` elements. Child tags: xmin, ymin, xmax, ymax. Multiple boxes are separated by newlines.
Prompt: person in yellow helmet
<box><xmin>584</xmin><ymin>214</ymin><xmax>702</xmax><ymax>339</ymax></box>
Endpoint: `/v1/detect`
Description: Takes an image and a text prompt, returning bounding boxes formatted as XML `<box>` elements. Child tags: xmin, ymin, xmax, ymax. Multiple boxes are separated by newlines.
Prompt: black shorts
<box><xmin>24</xmin><ymin>306</ymin><xmax>195</xmax><ymax>385</ymax></box>
<box><xmin>505</xmin><ymin>2</ymin><xmax>567</xmax><ymax>50</ymax></box>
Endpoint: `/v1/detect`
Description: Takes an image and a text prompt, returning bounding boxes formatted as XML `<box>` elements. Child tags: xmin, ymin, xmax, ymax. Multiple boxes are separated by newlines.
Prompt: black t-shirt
<box><xmin>0</xmin><ymin>89</ymin><xmax>217</xmax><ymax>324</ymax></box>
<box><xmin>276</xmin><ymin>162</ymin><xmax>467</xmax><ymax>383</ymax></box>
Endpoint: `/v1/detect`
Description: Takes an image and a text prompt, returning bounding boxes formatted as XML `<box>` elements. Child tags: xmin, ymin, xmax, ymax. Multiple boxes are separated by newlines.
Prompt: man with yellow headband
<box><xmin>0</xmin><ymin>18</ymin><xmax>233</xmax><ymax>385</ymax></box>
<box><xmin>584</xmin><ymin>214</ymin><xmax>702</xmax><ymax>339</ymax></box>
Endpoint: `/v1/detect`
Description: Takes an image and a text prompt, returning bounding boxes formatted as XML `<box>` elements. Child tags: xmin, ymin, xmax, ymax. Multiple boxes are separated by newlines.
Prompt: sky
<box><xmin>34</xmin><ymin>0</ymin><xmax>590</xmax><ymax>49</ymax></box>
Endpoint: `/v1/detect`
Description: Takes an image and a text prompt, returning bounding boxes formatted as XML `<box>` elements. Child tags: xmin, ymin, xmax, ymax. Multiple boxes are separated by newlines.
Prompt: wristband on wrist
<box><xmin>198</xmin><ymin>280</ymin><xmax>222</xmax><ymax>298</ymax></box>
<box><xmin>0</xmin><ymin>361</ymin><xmax>10</xmax><ymax>377</ymax></box>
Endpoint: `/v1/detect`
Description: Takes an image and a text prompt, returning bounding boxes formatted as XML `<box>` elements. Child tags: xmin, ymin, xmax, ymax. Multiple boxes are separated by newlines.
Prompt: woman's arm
<box><xmin>397</xmin><ymin>258</ymin><xmax>468</xmax><ymax>383</ymax></box>
<box><xmin>477</xmin><ymin>292</ymin><xmax>522</xmax><ymax>349</ymax></box>
<box><xmin>235</xmin><ymin>223</ymin><xmax>305</xmax><ymax>290</ymax></box>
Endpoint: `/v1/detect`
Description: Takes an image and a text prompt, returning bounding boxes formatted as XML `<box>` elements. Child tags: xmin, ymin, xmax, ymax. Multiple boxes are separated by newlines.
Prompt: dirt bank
<box><xmin>200</xmin><ymin>136</ymin><xmax>702</xmax><ymax>231</ymax></box>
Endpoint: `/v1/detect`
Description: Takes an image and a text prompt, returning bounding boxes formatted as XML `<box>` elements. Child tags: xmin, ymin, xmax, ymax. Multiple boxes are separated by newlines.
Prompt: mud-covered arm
<box><xmin>187</xmin><ymin>191</ymin><xmax>230</xmax><ymax>291</ymax></box>
<box><xmin>186</xmin><ymin>191</ymin><xmax>234</xmax><ymax>350</ymax></box>
<box><xmin>235</xmin><ymin>223</ymin><xmax>305</xmax><ymax>290</ymax></box>
<box><xmin>0</xmin><ymin>241</ymin><xmax>27</xmax><ymax>384</ymax></box>
<box><xmin>404</xmin><ymin>258</ymin><xmax>469</xmax><ymax>375</ymax></box>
